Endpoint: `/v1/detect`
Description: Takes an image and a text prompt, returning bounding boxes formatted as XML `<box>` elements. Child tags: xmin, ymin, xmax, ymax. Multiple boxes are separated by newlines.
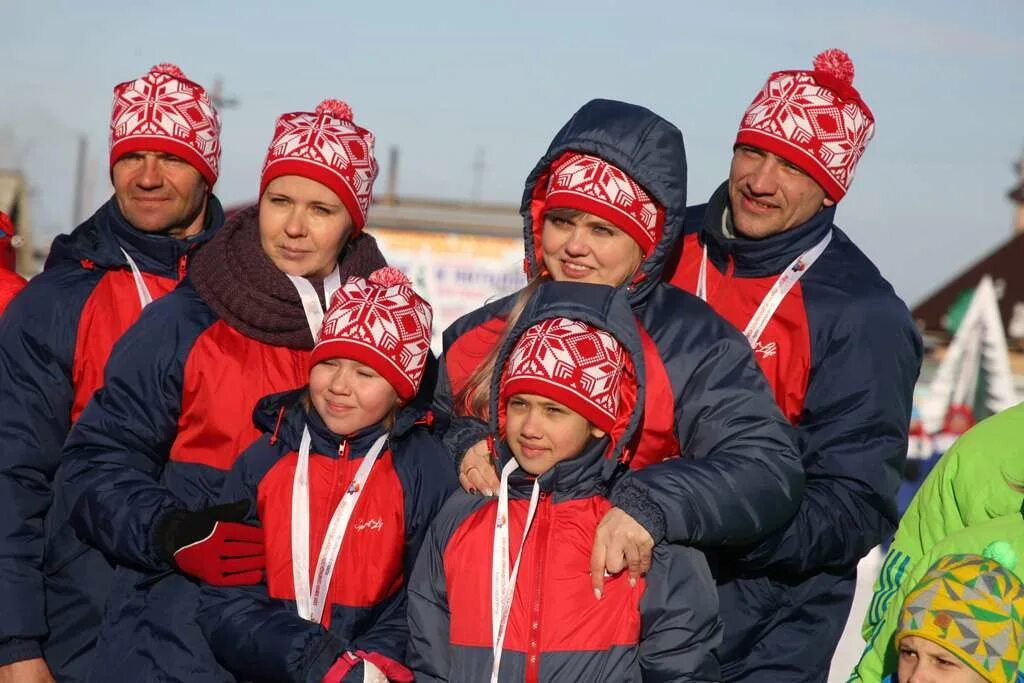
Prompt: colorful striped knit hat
<box><xmin>896</xmin><ymin>542</ymin><xmax>1024</xmax><ymax>683</ymax></box>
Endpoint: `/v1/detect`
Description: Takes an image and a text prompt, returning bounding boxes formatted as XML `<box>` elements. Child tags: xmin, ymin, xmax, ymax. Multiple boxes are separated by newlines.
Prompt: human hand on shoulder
<box><xmin>458</xmin><ymin>439</ymin><xmax>499</xmax><ymax>497</ymax></box>
<box><xmin>0</xmin><ymin>658</ymin><xmax>55</xmax><ymax>683</ymax></box>
<box><xmin>590</xmin><ymin>507</ymin><xmax>654</xmax><ymax>599</ymax></box>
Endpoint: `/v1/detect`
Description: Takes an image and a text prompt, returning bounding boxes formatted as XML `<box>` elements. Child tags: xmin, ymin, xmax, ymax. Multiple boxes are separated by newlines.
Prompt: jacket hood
<box><xmin>521</xmin><ymin>99</ymin><xmax>687</xmax><ymax>304</ymax></box>
<box><xmin>45</xmin><ymin>195</ymin><xmax>225</xmax><ymax>278</ymax></box>
<box><xmin>486</xmin><ymin>281</ymin><xmax>647</xmax><ymax>499</ymax></box>
<box><xmin>698</xmin><ymin>181</ymin><xmax>836</xmax><ymax>277</ymax></box>
<box><xmin>253</xmin><ymin>387</ymin><xmax>431</xmax><ymax>457</ymax></box>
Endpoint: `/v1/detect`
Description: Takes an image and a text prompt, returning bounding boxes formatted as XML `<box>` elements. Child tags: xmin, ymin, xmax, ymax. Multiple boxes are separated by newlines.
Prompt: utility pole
<box><xmin>209</xmin><ymin>77</ymin><xmax>239</xmax><ymax>111</ymax></box>
<box><xmin>471</xmin><ymin>147</ymin><xmax>485</xmax><ymax>204</ymax></box>
<box><xmin>71</xmin><ymin>134</ymin><xmax>88</xmax><ymax>226</ymax></box>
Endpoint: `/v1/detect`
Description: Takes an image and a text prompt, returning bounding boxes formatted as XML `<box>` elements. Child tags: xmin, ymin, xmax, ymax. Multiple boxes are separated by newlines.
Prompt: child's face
<box><xmin>505</xmin><ymin>393</ymin><xmax>605</xmax><ymax>476</ymax></box>
<box><xmin>897</xmin><ymin>636</ymin><xmax>987</xmax><ymax>683</ymax></box>
<box><xmin>309</xmin><ymin>359</ymin><xmax>399</xmax><ymax>436</ymax></box>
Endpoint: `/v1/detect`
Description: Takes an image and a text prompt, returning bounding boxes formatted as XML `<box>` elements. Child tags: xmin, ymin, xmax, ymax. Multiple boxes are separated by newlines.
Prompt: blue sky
<box><xmin>3</xmin><ymin>0</ymin><xmax>1023</xmax><ymax>305</ymax></box>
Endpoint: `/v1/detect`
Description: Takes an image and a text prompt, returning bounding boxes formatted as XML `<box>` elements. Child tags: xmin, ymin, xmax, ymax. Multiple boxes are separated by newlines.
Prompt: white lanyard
<box><xmin>286</xmin><ymin>267</ymin><xmax>342</xmax><ymax>341</ymax></box>
<box><xmin>490</xmin><ymin>458</ymin><xmax>542</xmax><ymax>683</ymax></box>
<box><xmin>119</xmin><ymin>248</ymin><xmax>153</xmax><ymax>309</ymax></box>
<box><xmin>697</xmin><ymin>230</ymin><xmax>831</xmax><ymax>346</ymax></box>
<box><xmin>291</xmin><ymin>426</ymin><xmax>388</xmax><ymax>625</ymax></box>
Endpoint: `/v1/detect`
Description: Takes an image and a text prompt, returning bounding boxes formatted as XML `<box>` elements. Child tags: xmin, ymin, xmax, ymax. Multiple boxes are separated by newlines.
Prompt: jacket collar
<box><xmin>700</xmin><ymin>181</ymin><xmax>835</xmax><ymax>277</ymax></box>
<box><xmin>45</xmin><ymin>194</ymin><xmax>224</xmax><ymax>278</ymax></box>
<box><xmin>501</xmin><ymin>435</ymin><xmax>611</xmax><ymax>502</ymax></box>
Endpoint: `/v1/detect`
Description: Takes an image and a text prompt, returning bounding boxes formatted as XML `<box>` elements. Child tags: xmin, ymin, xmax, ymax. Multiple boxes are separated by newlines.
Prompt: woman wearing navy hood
<box><xmin>435</xmin><ymin>99</ymin><xmax>804</xmax><ymax>589</ymax></box>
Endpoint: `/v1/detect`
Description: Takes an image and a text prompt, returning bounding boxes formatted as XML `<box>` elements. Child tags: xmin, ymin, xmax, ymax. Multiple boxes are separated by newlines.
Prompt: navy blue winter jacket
<box><xmin>436</xmin><ymin>99</ymin><xmax>804</xmax><ymax>549</ymax></box>
<box><xmin>665</xmin><ymin>183</ymin><xmax>923</xmax><ymax>681</ymax></box>
<box><xmin>0</xmin><ymin>196</ymin><xmax>222</xmax><ymax>679</ymax></box>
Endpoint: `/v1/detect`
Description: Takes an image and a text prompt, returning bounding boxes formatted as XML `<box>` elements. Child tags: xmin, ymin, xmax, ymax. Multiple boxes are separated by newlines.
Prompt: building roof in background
<box><xmin>224</xmin><ymin>195</ymin><xmax>523</xmax><ymax>238</ymax></box>
<box><xmin>912</xmin><ymin>233</ymin><xmax>1024</xmax><ymax>349</ymax></box>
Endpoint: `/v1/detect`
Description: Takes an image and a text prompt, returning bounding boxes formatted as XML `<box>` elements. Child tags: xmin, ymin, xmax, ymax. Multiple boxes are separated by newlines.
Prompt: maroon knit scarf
<box><xmin>189</xmin><ymin>204</ymin><xmax>387</xmax><ymax>348</ymax></box>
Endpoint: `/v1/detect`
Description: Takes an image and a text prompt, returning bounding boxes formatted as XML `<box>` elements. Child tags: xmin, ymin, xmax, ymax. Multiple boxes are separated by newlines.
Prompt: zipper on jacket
<box><xmin>177</xmin><ymin>254</ymin><xmax>188</xmax><ymax>280</ymax></box>
<box><xmin>524</xmin><ymin>492</ymin><xmax>551</xmax><ymax>683</ymax></box>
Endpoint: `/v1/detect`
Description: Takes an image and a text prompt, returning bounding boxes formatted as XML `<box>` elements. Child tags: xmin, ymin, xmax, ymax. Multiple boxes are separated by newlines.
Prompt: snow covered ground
<box><xmin>829</xmin><ymin>546</ymin><xmax>885</xmax><ymax>682</ymax></box>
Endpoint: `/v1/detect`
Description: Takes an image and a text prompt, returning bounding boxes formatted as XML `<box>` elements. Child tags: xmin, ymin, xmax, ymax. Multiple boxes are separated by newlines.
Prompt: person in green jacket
<box><xmin>885</xmin><ymin>543</ymin><xmax>1024</xmax><ymax>683</ymax></box>
<box><xmin>851</xmin><ymin>510</ymin><xmax>1024</xmax><ymax>681</ymax></box>
<box><xmin>850</xmin><ymin>403</ymin><xmax>1024</xmax><ymax>682</ymax></box>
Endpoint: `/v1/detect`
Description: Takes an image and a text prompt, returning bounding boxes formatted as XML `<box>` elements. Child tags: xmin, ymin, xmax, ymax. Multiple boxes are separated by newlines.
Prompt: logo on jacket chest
<box><xmin>353</xmin><ymin>517</ymin><xmax>384</xmax><ymax>532</ymax></box>
<box><xmin>752</xmin><ymin>340</ymin><xmax>778</xmax><ymax>360</ymax></box>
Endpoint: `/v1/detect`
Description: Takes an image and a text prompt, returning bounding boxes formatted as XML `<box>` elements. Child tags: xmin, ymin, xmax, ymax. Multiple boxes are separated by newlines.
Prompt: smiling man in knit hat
<box><xmin>0</xmin><ymin>64</ymin><xmax>224</xmax><ymax>683</ymax></box>
<box><xmin>657</xmin><ymin>50</ymin><xmax>923</xmax><ymax>681</ymax></box>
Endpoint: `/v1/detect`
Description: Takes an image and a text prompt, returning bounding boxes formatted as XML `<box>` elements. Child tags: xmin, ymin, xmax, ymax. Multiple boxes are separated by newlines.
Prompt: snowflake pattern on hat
<box><xmin>311</xmin><ymin>269</ymin><xmax>432</xmax><ymax>402</ymax></box>
<box><xmin>110</xmin><ymin>64</ymin><xmax>221</xmax><ymax>185</ymax></box>
<box><xmin>544</xmin><ymin>153</ymin><xmax>662</xmax><ymax>254</ymax></box>
<box><xmin>736</xmin><ymin>49</ymin><xmax>875</xmax><ymax>202</ymax></box>
<box><xmin>502</xmin><ymin>317</ymin><xmax>624</xmax><ymax>431</ymax></box>
<box><xmin>261</xmin><ymin>99</ymin><xmax>378</xmax><ymax>229</ymax></box>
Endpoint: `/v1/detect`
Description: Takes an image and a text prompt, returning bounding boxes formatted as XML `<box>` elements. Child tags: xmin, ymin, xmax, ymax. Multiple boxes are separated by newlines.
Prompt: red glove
<box><xmin>156</xmin><ymin>501</ymin><xmax>265</xmax><ymax>586</ymax></box>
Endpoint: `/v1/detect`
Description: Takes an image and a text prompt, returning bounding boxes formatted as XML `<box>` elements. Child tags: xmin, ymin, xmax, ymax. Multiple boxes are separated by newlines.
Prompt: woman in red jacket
<box><xmin>60</xmin><ymin>99</ymin><xmax>389</xmax><ymax>682</ymax></box>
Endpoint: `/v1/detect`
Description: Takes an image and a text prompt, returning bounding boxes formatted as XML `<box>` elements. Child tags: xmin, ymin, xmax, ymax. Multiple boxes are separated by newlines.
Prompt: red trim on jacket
<box><xmin>0</xmin><ymin>269</ymin><xmax>26</xmax><ymax>318</ymax></box>
<box><xmin>169</xmin><ymin>320</ymin><xmax>308</xmax><ymax>469</ymax></box>
<box><xmin>445</xmin><ymin>314</ymin><xmax>508</xmax><ymax>407</ymax></box>
<box><xmin>444</xmin><ymin>495</ymin><xmax>643</xmax><ymax>657</ymax></box>
<box><xmin>258</xmin><ymin>448</ymin><xmax>406</xmax><ymax>623</ymax></box>
<box><xmin>630</xmin><ymin>326</ymin><xmax>681</xmax><ymax>469</ymax></box>
<box><xmin>71</xmin><ymin>268</ymin><xmax>178</xmax><ymax>421</ymax></box>
<box><xmin>668</xmin><ymin>233</ymin><xmax>811</xmax><ymax>423</ymax></box>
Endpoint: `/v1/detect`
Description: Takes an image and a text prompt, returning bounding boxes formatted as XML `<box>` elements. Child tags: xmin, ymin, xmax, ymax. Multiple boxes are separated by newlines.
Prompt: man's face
<box><xmin>727</xmin><ymin>145</ymin><xmax>834</xmax><ymax>239</ymax></box>
<box><xmin>112</xmin><ymin>151</ymin><xmax>208</xmax><ymax>238</ymax></box>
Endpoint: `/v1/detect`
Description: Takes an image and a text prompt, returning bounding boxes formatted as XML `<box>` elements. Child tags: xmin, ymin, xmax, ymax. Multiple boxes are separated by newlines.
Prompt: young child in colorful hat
<box><xmin>887</xmin><ymin>542</ymin><xmax>1024</xmax><ymax>683</ymax></box>
<box><xmin>408</xmin><ymin>281</ymin><xmax>722</xmax><ymax>681</ymax></box>
<box><xmin>197</xmin><ymin>267</ymin><xmax>457</xmax><ymax>682</ymax></box>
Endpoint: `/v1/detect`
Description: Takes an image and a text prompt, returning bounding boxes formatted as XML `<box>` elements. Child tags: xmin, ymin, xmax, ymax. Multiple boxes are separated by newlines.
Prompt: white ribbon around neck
<box><xmin>490</xmin><ymin>458</ymin><xmax>542</xmax><ymax>682</ymax></box>
<box><xmin>286</xmin><ymin>267</ymin><xmax>342</xmax><ymax>342</ymax></box>
<box><xmin>291</xmin><ymin>426</ymin><xmax>388</xmax><ymax>625</ymax></box>
<box><xmin>119</xmin><ymin>248</ymin><xmax>154</xmax><ymax>309</ymax></box>
<box><xmin>697</xmin><ymin>230</ymin><xmax>832</xmax><ymax>347</ymax></box>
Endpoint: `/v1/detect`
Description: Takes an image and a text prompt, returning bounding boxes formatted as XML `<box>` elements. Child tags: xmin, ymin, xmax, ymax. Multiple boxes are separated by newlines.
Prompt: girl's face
<box><xmin>309</xmin><ymin>358</ymin><xmax>399</xmax><ymax>436</ymax></box>
<box><xmin>504</xmin><ymin>393</ymin><xmax>604</xmax><ymax>475</ymax></box>
<box><xmin>540</xmin><ymin>210</ymin><xmax>643</xmax><ymax>286</ymax></box>
<box><xmin>259</xmin><ymin>175</ymin><xmax>354</xmax><ymax>279</ymax></box>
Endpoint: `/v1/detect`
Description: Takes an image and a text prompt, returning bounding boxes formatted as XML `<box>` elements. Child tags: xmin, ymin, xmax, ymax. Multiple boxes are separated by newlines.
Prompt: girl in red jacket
<box><xmin>409</xmin><ymin>282</ymin><xmax>722</xmax><ymax>682</ymax></box>
<box><xmin>198</xmin><ymin>268</ymin><xmax>457</xmax><ymax>683</ymax></box>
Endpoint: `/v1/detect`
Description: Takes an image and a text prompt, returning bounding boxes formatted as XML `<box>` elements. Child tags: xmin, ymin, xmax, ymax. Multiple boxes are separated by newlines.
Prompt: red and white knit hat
<box><xmin>735</xmin><ymin>49</ymin><xmax>875</xmax><ymax>202</ymax></box>
<box><xmin>310</xmin><ymin>267</ymin><xmax>432</xmax><ymax>403</ymax></box>
<box><xmin>542</xmin><ymin>152</ymin><xmax>664</xmax><ymax>256</ymax></box>
<box><xmin>260</xmin><ymin>99</ymin><xmax>379</xmax><ymax>232</ymax></box>
<box><xmin>110</xmin><ymin>64</ymin><xmax>221</xmax><ymax>187</ymax></box>
<box><xmin>501</xmin><ymin>317</ymin><xmax>624</xmax><ymax>432</ymax></box>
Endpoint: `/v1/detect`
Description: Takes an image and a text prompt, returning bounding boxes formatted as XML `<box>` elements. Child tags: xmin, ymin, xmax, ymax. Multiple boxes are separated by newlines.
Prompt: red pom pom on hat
<box><xmin>368</xmin><ymin>266</ymin><xmax>411</xmax><ymax>288</ymax></box>
<box><xmin>150</xmin><ymin>63</ymin><xmax>187</xmax><ymax>79</ymax></box>
<box><xmin>316</xmin><ymin>99</ymin><xmax>354</xmax><ymax>122</ymax></box>
<box><xmin>813</xmin><ymin>49</ymin><xmax>854</xmax><ymax>85</ymax></box>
